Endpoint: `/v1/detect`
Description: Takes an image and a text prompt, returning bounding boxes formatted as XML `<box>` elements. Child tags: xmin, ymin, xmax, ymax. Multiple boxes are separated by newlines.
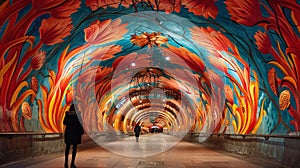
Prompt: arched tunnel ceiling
<box><xmin>0</xmin><ymin>0</ymin><xmax>299</xmax><ymax>138</ymax></box>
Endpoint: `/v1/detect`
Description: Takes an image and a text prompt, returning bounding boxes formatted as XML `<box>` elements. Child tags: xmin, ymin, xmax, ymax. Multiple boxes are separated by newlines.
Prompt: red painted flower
<box><xmin>39</xmin><ymin>17</ymin><xmax>73</xmax><ymax>45</ymax></box>
<box><xmin>182</xmin><ymin>0</ymin><xmax>218</xmax><ymax>19</ymax></box>
<box><xmin>84</xmin><ymin>19</ymin><xmax>128</xmax><ymax>45</ymax></box>
<box><xmin>31</xmin><ymin>50</ymin><xmax>46</xmax><ymax>70</ymax></box>
<box><xmin>254</xmin><ymin>30</ymin><xmax>271</xmax><ymax>54</ymax></box>
<box><xmin>224</xmin><ymin>0</ymin><xmax>264</xmax><ymax>26</ymax></box>
<box><xmin>50</xmin><ymin>0</ymin><xmax>81</xmax><ymax>18</ymax></box>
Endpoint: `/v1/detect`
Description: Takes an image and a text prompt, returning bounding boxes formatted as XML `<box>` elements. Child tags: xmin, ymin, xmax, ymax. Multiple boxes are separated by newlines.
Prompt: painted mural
<box><xmin>0</xmin><ymin>0</ymin><xmax>299</xmax><ymax>136</ymax></box>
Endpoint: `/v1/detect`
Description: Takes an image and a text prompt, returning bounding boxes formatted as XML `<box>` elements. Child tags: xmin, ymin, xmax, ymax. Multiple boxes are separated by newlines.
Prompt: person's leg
<box><xmin>65</xmin><ymin>144</ymin><xmax>71</xmax><ymax>168</ymax></box>
<box><xmin>70</xmin><ymin>144</ymin><xmax>78</xmax><ymax>167</ymax></box>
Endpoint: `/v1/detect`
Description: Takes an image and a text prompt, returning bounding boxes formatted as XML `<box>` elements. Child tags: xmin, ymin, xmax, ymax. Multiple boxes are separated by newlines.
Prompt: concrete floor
<box><xmin>1</xmin><ymin>134</ymin><xmax>284</xmax><ymax>168</ymax></box>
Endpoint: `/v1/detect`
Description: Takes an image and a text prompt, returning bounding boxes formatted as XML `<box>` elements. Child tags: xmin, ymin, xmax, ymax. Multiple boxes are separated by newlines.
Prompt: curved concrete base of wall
<box><xmin>203</xmin><ymin>135</ymin><xmax>300</xmax><ymax>168</ymax></box>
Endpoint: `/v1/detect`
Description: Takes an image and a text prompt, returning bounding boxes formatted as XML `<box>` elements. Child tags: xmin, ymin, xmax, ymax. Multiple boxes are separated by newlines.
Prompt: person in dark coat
<box><xmin>134</xmin><ymin>123</ymin><xmax>141</xmax><ymax>142</ymax></box>
<box><xmin>63</xmin><ymin>104</ymin><xmax>84</xmax><ymax>168</ymax></box>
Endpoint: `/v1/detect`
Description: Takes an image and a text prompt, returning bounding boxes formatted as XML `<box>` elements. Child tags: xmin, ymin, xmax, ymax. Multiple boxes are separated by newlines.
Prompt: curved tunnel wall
<box><xmin>0</xmin><ymin>0</ymin><xmax>299</xmax><ymax>156</ymax></box>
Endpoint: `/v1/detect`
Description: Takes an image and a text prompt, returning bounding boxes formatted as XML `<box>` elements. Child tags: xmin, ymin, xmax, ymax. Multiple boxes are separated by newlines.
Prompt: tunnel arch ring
<box><xmin>72</xmin><ymin>11</ymin><xmax>226</xmax><ymax>157</ymax></box>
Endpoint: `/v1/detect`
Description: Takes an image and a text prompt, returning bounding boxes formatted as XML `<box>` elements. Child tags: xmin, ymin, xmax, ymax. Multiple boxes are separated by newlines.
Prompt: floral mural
<box><xmin>0</xmin><ymin>0</ymin><xmax>299</xmax><ymax>136</ymax></box>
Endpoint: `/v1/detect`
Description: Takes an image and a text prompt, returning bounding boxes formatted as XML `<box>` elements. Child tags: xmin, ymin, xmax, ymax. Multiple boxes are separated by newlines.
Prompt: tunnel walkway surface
<box><xmin>1</xmin><ymin>134</ymin><xmax>285</xmax><ymax>168</ymax></box>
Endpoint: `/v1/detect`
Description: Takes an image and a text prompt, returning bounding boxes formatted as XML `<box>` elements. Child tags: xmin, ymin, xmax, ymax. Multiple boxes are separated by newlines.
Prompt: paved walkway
<box><xmin>1</xmin><ymin>134</ymin><xmax>284</xmax><ymax>168</ymax></box>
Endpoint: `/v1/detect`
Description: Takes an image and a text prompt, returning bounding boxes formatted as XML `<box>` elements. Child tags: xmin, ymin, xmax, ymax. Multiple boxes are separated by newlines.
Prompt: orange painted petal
<box><xmin>0</xmin><ymin>52</ymin><xmax>17</xmax><ymax>88</ymax></box>
<box><xmin>49</xmin><ymin>92</ymin><xmax>59</xmax><ymax>132</ymax></box>
<box><xmin>10</xmin><ymin>81</ymin><xmax>29</xmax><ymax>107</ymax></box>
<box><xmin>291</xmin><ymin>11</ymin><xmax>300</xmax><ymax>33</ymax></box>
<box><xmin>282</xmin><ymin>76</ymin><xmax>297</xmax><ymax>91</ymax></box>
<box><xmin>57</xmin><ymin>45</ymin><xmax>70</xmax><ymax>75</ymax></box>
<box><xmin>268</xmin><ymin>61</ymin><xmax>289</xmax><ymax>76</ymax></box>
<box><xmin>251</xmin><ymin>98</ymin><xmax>266</xmax><ymax>134</ymax></box>
<box><xmin>37</xmin><ymin>100</ymin><xmax>53</xmax><ymax>132</ymax></box>
<box><xmin>12</xmin><ymin>90</ymin><xmax>36</xmax><ymax>111</ymax></box>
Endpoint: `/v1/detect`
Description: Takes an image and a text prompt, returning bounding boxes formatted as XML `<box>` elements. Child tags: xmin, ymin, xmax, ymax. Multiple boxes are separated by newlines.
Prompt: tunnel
<box><xmin>0</xmin><ymin>0</ymin><xmax>300</xmax><ymax>167</ymax></box>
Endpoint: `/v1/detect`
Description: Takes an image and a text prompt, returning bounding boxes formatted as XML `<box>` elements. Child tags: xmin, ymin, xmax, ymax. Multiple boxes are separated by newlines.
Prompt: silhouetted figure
<box><xmin>63</xmin><ymin>104</ymin><xmax>84</xmax><ymax>168</ymax></box>
<box><xmin>134</xmin><ymin>123</ymin><xmax>141</xmax><ymax>142</ymax></box>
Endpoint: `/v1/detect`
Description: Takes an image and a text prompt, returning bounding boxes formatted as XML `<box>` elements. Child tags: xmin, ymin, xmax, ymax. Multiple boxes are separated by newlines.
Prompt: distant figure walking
<box><xmin>134</xmin><ymin>123</ymin><xmax>141</xmax><ymax>142</ymax></box>
<box><xmin>63</xmin><ymin>104</ymin><xmax>84</xmax><ymax>168</ymax></box>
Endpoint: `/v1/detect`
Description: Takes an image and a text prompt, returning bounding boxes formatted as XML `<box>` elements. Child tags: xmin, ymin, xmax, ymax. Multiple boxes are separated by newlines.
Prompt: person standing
<box><xmin>134</xmin><ymin>123</ymin><xmax>141</xmax><ymax>142</ymax></box>
<box><xmin>63</xmin><ymin>104</ymin><xmax>84</xmax><ymax>168</ymax></box>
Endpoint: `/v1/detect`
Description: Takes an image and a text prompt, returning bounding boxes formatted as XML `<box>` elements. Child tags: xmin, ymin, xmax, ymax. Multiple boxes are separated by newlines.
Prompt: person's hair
<box><xmin>69</xmin><ymin>104</ymin><xmax>75</xmax><ymax>111</ymax></box>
